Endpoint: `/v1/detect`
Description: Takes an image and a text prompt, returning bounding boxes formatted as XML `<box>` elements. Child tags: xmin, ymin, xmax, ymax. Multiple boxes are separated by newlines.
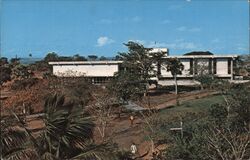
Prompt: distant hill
<box><xmin>184</xmin><ymin>51</ymin><xmax>214</xmax><ymax>56</ymax></box>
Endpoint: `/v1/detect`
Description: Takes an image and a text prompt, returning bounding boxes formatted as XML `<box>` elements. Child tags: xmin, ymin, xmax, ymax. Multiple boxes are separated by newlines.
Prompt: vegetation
<box><xmin>148</xmin><ymin>87</ymin><xmax>250</xmax><ymax>159</ymax></box>
<box><xmin>162</xmin><ymin>58</ymin><xmax>184</xmax><ymax>94</ymax></box>
<box><xmin>1</xmin><ymin>49</ymin><xmax>250</xmax><ymax>159</ymax></box>
<box><xmin>108</xmin><ymin>71</ymin><xmax>144</xmax><ymax>103</ymax></box>
<box><xmin>0</xmin><ymin>65</ymin><xmax>12</xmax><ymax>85</ymax></box>
<box><xmin>110</xmin><ymin>41</ymin><xmax>165</xmax><ymax>105</ymax></box>
<box><xmin>184</xmin><ymin>51</ymin><xmax>214</xmax><ymax>56</ymax></box>
<box><xmin>1</xmin><ymin>94</ymin><xmax>118</xmax><ymax>160</ymax></box>
<box><xmin>193</xmin><ymin>61</ymin><xmax>214</xmax><ymax>90</ymax></box>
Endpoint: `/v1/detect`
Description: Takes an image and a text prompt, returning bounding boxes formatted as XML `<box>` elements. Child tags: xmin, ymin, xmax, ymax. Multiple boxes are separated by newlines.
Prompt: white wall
<box><xmin>180</xmin><ymin>59</ymin><xmax>191</xmax><ymax>76</ymax></box>
<box><xmin>160</xmin><ymin>59</ymin><xmax>191</xmax><ymax>77</ymax></box>
<box><xmin>216</xmin><ymin>58</ymin><xmax>229</xmax><ymax>75</ymax></box>
<box><xmin>53</xmin><ymin>64</ymin><xmax>119</xmax><ymax>77</ymax></box>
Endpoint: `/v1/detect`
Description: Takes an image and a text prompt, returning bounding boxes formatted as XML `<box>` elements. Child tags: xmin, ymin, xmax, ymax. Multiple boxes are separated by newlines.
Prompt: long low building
<box><xmin>160</xmin><ymin>54</ymin><xmax>238</xmax><ymax>80</ymax></box>
<box><xmin>48</xmin><ymin>50</ymin><xmax>239</xmax><ymax>84</ymax></box>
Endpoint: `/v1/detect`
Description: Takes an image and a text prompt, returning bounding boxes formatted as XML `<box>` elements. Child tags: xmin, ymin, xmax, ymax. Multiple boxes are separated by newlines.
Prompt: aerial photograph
<box><xmin>0</xmin><ymin>0</ymin><xmax>249</xmax><ymax>159</ymax></box>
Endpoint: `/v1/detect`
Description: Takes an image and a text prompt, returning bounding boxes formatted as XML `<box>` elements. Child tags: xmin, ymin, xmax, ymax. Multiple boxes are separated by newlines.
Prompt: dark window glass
<box><xmin>228</xmin><ymin>59</ymin><xmax>231</xmax><ymax>74</ymax></box>
<box><xmin>194</xmin><ymin>59</ymin><xmax>198</xmax><ymax>74</ymax></box>
<box><xmin>213</xmin><ymin>59</ymin><xmax>217</xmax><ymax>74</ymax></box>
<box><xmin>190</xmin><ymin>59</ymin><xmax>193</xmax><ymax>75</ymax></box>
<box><xmin>209</xmin><ymin>59</ymin><xmax>212</xmax><ymax>74</ymax></box>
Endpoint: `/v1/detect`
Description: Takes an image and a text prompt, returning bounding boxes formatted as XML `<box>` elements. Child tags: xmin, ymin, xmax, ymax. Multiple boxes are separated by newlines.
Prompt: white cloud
<box><xmin>177</xmin><ymin>26</ymin><xmax>201</xmax><ymax>32</ymax></box>
<box><xmin>186</xmin><ymin>0</ymin><xmax>191</xmax><ymax>2</ymax></box>
<box><xmin>96</xmin><ymin>36</ymin><xmax>114</xmax><ymax>47</ymax></box>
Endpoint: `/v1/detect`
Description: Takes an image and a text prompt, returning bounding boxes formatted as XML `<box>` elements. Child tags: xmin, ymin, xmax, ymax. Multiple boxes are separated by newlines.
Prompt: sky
<box><xmin>1</xmin><ymin>0</ymin><xmax>249</xmax><ymax>59</ymax></box>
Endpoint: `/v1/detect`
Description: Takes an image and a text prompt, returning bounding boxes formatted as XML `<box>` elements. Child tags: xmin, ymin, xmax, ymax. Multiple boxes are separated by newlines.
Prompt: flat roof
<box><xmin>49</xmin><ymin>61</ymin><xmax>123</xmax><ymax>65</ymax></box>
<box><xmin>166</xmin><ymin>55</ymin><xmax>238</xmax><ymax>58</ymax></box>
<box><xmin>49</xmin><ymin>55</ymin><xmax>239</xmax><ymax>65</ymax></box>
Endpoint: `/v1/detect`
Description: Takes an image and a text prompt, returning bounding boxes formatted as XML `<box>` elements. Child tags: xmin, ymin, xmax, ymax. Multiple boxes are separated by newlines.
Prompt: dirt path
<box><xmin>20</xmin><ymin>90</ymin><xmax>218</xmax><ymax>159</ymax></box>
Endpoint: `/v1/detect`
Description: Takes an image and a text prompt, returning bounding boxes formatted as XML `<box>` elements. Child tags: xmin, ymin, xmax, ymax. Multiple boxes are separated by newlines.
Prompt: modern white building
<box><xmin>48</xmin><ymin>49</ymin><xmax>238</xmax><ymax>84</ymax></box>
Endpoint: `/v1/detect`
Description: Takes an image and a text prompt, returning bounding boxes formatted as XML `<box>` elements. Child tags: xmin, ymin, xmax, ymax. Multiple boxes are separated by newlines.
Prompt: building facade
<box><xmin>48</xmin><ymin>49</ymin><xmax>238</xmax><ymax>84</ymax></box>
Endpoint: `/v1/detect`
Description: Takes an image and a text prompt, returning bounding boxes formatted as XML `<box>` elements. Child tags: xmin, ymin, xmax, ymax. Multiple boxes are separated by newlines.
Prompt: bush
<box><xmin>11</xmin><ymin>78</ymin><xmax>39</xmax><ymax>90</ymax></box>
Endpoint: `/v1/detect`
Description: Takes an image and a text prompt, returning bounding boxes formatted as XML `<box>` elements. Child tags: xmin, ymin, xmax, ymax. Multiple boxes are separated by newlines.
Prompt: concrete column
<box><xmin>193</xmin><ymin>58</ymin><xmax>195</xmax><ymax>76</ymax></box>
<box><xmin>211</xmin><ymin>58</ymin><xmax>214</xmax><ymax>75</ymax></box>
<box><xmin>231</xmin><ymin>58</ymin><xmax>234</xmax><ymax>80</ymax></box>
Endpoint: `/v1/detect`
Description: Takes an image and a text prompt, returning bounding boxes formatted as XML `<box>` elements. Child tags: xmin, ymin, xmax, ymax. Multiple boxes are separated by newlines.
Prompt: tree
<box><xmin>0</xmin><ymin>114</ymin><xmax>37</xmax><ymax>160</ymax></box>
<box><xmin>73</xmin><ymin>54</ymin><xmax>87</xmax><ymax>61</ymax></box>
<box><xmin>108</xmin><ymin>70</ymin><xmax>144</xmax><ymax>103</ymax></box>
<box><xmin>163</xmin><ymin>88</ymin><xmax>250</xmax><ymax>159</ymax></box>
<box><xmin>88</xmin><ymin>93</ymin><xmax>118</xmax><ymax>142</ymax></box>
<box><xmin>88</xmin><ymin>55</ymin><xmax>98</xmax><ymax>61</ymax></box>
<box><xmin>11</xmin><ymin>64</ymin><xmax>33</xmax><ymax>80</ymax></box>
<box><xmin>44</xmin><ymin>52</ymin><xmax>59</xmax><ymax>62</ymax></box>
<box><xmin>118</xmin><ymin>41</ymin><xmax>162</xmax><ymax>99</ymax></box>
<box><xmin>10</xmin><ymin>57</ymin><xmax>20</xmax><ymax>65</ymax></box>
<box><xmin>0</xmin><ymin>66</ymin><xmax>12</xmax><ymax>85</ymax></box>
<box><xmin>99</xmin><ymin>56</ymin><xmax>108</xmax><ymax>61</ymax></box>
<box><xmin>0</xmin><ymin>57</ymin><xmax>8</xmax><ymax>66</ymax></box>
<box><xmin>193</xmin><ymin>61</ymin><xmax>214</xmax><ymax>90</ymax></box>
<box><xmin>163</xmin><ymin>58</ymin><xmax>184</xmax><ymax>94</ymax></box>
<box><xmin>119</xmin><ymin>41</ymin><xmax>155</xmax><ymax>82</ymax></box>
<box><xmin>11</xmin><ymin>93</ymin><xmax>116</xmax><ymax>159</ymax></box>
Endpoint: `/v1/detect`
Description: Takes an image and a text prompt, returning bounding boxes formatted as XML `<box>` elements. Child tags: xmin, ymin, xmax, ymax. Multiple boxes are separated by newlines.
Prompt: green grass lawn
<box><xmin>158</xmin><ymin>94</ymin><xmax>225</xmax><ymax>118</ymax></box>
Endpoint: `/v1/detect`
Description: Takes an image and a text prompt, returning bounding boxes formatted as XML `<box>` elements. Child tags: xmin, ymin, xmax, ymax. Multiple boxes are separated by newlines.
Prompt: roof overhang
<box><xmin>48</xmin><ymin>61</ymin><xmax>123</xmax><ymax>65</ymax></box>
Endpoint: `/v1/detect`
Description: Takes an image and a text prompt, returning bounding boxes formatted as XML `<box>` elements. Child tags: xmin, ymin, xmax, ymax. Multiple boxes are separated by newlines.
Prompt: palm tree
<box><xmin>11</xmin><ymin>93</ymin><xmax>117</xmax><ymax>159</ymax></box>
<box><xmin>0</xmin><ymin>115</ymin><xmax>37</xmax><ymax>160</ymax></box>
<box><xmin>164</xmin><ymin>58</ymin><xmax>184</xmax><ymax>95</ymax></box>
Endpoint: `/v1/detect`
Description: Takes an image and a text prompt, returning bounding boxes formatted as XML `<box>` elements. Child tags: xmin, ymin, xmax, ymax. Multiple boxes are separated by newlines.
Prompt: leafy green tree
<box><xmin>163</xmin><ymin>58</ymin><xmax>184</xmax><ymax>94</ymax></box>
<box><xmin>99</xmin><ymin>56</ymin><xmax>108</xmax><ymax>61</ymax></box>
<box><xmin>88</xmin><ymin>55</ymin><xmax>98</xmax><ymax>61</ymax></box>
<box><xmin>108</xmin><ymin>71</ymin><xmax>144</xmax><ymax>103</ymax></box>
<box><xmin>119</xmin><ymin>41</ymin><xmax>155</xmax><ymax>82</ymax></box>
<box><xmin>73</xmin><ymin>54</ymin><xmax>87</xmax><ymax>61</ymax></box>
<box><xmin>44</xmin><ymin>52</ymin><xmax>59</xmax><ymax>62</ymax></box>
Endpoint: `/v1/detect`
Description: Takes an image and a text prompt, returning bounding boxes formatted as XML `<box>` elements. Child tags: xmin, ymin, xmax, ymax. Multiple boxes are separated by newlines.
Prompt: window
<box><xmin>190</xmin><ymin>59</ymin><xmax>193</xmax><ymax>75</ymax></box>
<box><xmin>228</xmin><ymin>59</ymin><xmax>231</xmax><ymax>74</ymax></box>
<box><xmin>209</xmin><ymin>59</ymin><xmax>212</xmax><ymax>74</ymax></box>
<box><xmin>194</xmin><ymin>59</ymin><xmax>198</xmax><ymax>74</ymax></box>
<box><xmin>213</xmin><ymin>59</ymin><xmax>217</xmax><ymax>74</ymax></box>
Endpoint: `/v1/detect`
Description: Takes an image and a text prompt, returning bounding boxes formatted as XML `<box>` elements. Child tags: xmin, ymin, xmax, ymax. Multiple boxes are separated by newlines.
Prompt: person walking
<box><xmin>130</xmin><ymin>115</ymin><xmax>134</xmax><ymax>127</ymax></box>
<box><xmin>130</xmin><ymin>142</ymin><xmax>137</xmax><ymax>154</ymax></box>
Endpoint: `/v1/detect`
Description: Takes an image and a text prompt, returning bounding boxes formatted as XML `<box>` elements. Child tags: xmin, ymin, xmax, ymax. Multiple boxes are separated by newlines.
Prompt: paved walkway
<box><xmin>123</xmin><ymin>101</ymin><xmax>146</xmax><ymax>111</ymax></box>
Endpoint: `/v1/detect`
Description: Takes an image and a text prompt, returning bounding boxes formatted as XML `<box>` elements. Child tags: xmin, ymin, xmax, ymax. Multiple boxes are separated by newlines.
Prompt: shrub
<box><xmin>11</xmin><ymin>78</ymin><xmax>38</xmax><ymax>90</ymax></box>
